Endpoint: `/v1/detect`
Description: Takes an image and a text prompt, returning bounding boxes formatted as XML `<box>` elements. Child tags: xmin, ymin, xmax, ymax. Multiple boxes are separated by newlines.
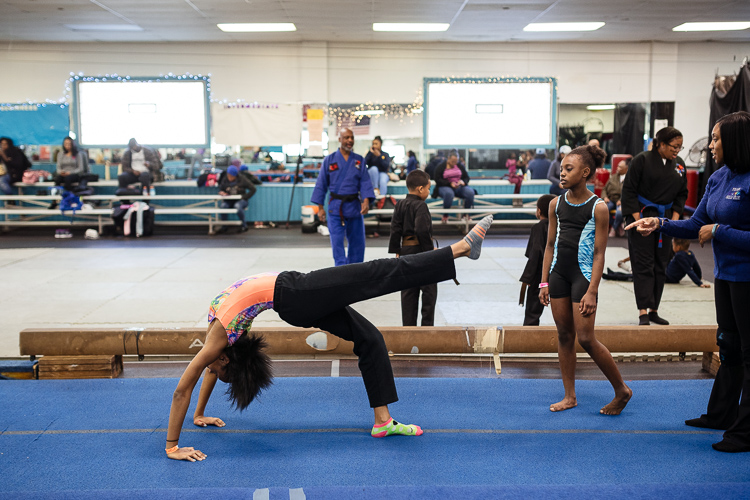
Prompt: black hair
<box><xmin>536</xmin><ymin>194</ymin><xmax>555</xmax><ymax>218</ymax></box>
<box><xmin>0</xmin><ymin>137</ymin><xmax>15</xmax><ymax>148</ymax></box>
<box><xmin>673</xmin><ymin>238</ymin><xmax>691</xmax><ymax>250</ymax></box>
<box><xmin>653</xmin><ymin>126</ymin><xmax>683</xmax><ymax>150</ymax></box>
<box><xmin>406</xmin><ymin>169</ymin><xmax>430</xmax><ymax>190</ymax></box>
<box><xmin>567</xmin><ymin>145</ymin><xmax>606</xmax><ymax>180</ymax></box>
<box><xmin>447</xmin><ymin>150</ymin><xmax>458</xmax><ymax>159</ymax></box>
<box><xmin>407</xmin><ymin>150</ymin><xmax>415</xmax><ymax>158</ymax></box>
<box><xmin>62</xmin><ymin>136</ymin><xmax>79</xmax><ymax>157</ymax></box>
<box><xmin>223</xmin><ymin>333</ymin><xmax>274</xmax><ymax>411</ymax></box>
<box><xmin>716</xmin><ymin>111</ymin><xmax>750</xmax><ymax>174</ymax></box>
<box><xmin>373</xmin><ymin>136</ymin><xmax>383</xmax><ymax>144</ymax></box>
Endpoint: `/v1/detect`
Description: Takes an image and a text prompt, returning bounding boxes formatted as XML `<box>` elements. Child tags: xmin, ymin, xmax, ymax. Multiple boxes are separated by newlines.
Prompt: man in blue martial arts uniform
<box><xmin>312</xmin><ymin>128</ymin><xmax>375</xmax><ymax>266</ymax></box>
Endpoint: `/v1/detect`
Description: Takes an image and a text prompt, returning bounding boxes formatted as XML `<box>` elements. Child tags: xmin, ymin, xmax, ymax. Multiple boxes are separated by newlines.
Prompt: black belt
<box><xmin>329</xmin><ymin>192</ymin><xmax>360</xmax><ymax>225</ymax></box>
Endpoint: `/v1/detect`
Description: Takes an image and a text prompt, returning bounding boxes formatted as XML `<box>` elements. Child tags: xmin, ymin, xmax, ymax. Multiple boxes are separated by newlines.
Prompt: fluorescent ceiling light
<box><xmin>586</xmin><ymin>104</ymin><xmax>615</xmax><ymax>110</ymax></box>
<box><xmin>217</xmin><ymin>23</ymin><xmax>296</xmax><ymax>32</ymax></box>
<box><xmin>65</xmin><ymin>24</ymin><xmax>143</xmax><ymax>31</ymax></box>
<box><xmin>523</xmin><ymin>22</ymin><xmax>604</xmax><ymax>32</ymax></box>
<box><xmin>672</xmin><ymin>22</ymin><xmax>750</xmax><ymax>32</ymax></box>
<box><xmin>373</xmin><ymin>23</ymin><xmax>450</xmax><ymax>32</ymax></box>
<box><xmin>352</xmin><ymin>109</ymin><xmax>385</xmax><ymax>116</ymax></box>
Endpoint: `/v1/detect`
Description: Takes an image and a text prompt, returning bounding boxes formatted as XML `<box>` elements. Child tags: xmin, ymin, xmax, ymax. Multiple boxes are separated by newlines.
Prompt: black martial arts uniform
<box><xmin>621</xmin><ymin>150</ymin><xmax>688</xmax><ymax>311</ymax></box>
<box><xmin>520</xmin><ymin>218</ymin><xmax>548</xmax><ymax>325</ymax></box>
<box><xmin>388</xmin><ymin>194</ymin><xmax>437</xmax><ymax>326</ymax></box>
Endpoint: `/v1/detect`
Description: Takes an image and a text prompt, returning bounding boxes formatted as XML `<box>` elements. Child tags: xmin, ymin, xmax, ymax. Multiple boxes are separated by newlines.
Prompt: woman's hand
<box><xmin>579</xmin><ymin>291</ymin><xmax>597</xmax><ymax>317</ymax></box>
<box><xmin>194</xmin><ymin>416</ymin><xmax>226</xmax><ymax>428</ymax></box>
<box><xmin>700</xmin><ymin>283</ymin><xmax>711</xmax><ymax>288</ymax></box>
<box><xmin>167</xmin><ymin>446</ymin><xmax>207</xmax><ymax>462</ymax></box>
<box><xmin>539</xmin><ymin>286</ymin><xmax>550</xmax><ymax>306</ymax></box>
<box><xmin>698</xmin><ymin>224</ymin><xmax>715</xmax><ymax>247</ymax></box>
<box><xmin>624</xmin><ymin>217</ymin><xmax>660</xmax><ymax>235</ymax></box>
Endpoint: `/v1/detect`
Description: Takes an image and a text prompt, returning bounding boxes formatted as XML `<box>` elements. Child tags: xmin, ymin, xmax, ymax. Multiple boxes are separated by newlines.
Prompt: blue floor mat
<box><xmin>1</xmin><ymin>377</ymin><xmax>748</xmax><ymax>499</ymax></box>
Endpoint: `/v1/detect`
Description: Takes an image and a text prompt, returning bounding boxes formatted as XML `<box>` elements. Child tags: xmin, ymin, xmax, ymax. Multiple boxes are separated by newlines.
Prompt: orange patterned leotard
<box><xmin>208</xmin><ymin>272</ymin><xmax>279</xmax><ymax>346</ymax></box>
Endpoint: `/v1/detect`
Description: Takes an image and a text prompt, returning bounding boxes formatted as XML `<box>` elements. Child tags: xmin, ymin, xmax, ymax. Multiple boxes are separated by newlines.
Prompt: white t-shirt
<box><xmin>131</xmin><ymin>149</ymin><xmax>147</xmax><ymax>173</ymax></box>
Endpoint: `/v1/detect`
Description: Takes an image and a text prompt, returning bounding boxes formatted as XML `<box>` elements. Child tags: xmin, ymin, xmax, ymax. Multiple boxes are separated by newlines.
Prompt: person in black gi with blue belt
<box><xmin>621</xmin><ymin>126</ymin><xmax>688</xmax><ymax>326</ymax></box>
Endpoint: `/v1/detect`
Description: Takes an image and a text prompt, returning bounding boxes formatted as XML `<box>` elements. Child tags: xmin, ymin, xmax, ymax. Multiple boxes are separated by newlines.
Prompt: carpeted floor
<box><xmin>1</xmin><ymin>377</ymin><xmax>748</xmax><ymax>499</ymax></box>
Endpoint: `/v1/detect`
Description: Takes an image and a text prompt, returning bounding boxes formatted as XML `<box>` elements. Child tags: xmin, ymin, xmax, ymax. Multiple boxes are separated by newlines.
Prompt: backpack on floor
<box><xmin>375</xmin><ymin>196</ymin><xmax>398</xmax><ymax>223</ymax></box>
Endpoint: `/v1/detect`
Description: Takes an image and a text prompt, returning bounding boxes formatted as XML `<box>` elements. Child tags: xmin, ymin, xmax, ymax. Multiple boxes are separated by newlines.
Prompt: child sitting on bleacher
<box><xmin>665</xmin><ymin>238</ymin><xmax>710</xmax><ymax>288</ymax></box>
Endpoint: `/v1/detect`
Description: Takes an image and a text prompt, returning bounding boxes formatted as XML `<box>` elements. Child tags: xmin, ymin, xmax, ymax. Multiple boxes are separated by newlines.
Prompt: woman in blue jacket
<box><xmin>627</xmin><ymin>111</ymin><xmax>750</xmax><ymax>453</ymax></box>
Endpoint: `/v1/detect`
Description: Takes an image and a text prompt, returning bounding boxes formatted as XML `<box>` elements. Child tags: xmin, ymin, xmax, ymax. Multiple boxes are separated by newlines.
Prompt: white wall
<box><xmin>1</xmin><ymin>40</ymin><xmax>748</xmax><ymax>161</ymax></box>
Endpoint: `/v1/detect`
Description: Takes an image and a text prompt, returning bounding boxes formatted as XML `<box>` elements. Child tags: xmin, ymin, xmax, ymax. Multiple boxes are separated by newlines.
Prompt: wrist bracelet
<box><xmin>712</xmin><ymin>224</ymin><xmax>718</xmax><ymax>237</ymax></box>
<box><xmin>166</xmin><ymin>445</ymin><xmax>179</xmax><ymax>454</ymax></box>
<box><xmin>538</xmin><ymin>282</ymin><xmax>549</xmax><ymax>288</ymax></box>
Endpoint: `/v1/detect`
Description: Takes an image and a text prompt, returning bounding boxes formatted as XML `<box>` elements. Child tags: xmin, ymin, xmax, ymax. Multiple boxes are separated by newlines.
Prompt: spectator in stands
<box><xmin>216</xmin><ymin>165</ymin><xmax>254</xmax><ymax>234</ymax></box>
<box><xmin>504</xmin><ymin>152</ymin><xmax>523</xmax><ymax>194</ymax></box>
<box><xmin>528</xmin><ymin>148</ymin><xmax>551</xmax><ymax>179</ymax></box>
<box><xmin>548</xmin><ymin>145</ymin><xmax>571</xmax><ymax>196</ymax></box>
<box><xmin>425</xmin><ymin>153</ymin><xmax>444</xmax><ymax>180</ymax></box>
<box><xmin>621</xmin><ymin>126</ymin><xmax>687</xmax><ymax>326</ymax></box>
<box><xmin>432</xmin><ymin>151</ymin><xmax>473</xmax><ymax>223</ymax></box>
<box><xmin>405</xmin><ymin>150</ymin><xmax>419</xmax><ymax>176</ymax></box>
<box><xmin>54</xmin><ymin>137</ymin><xmax>88</xmax><ymax>192</ymax></box>
<box><xmin>602</xmin><ymin>158</ymin><xmax>630</xmax><ymax>237</ymax></box>
<box><xmin>665</xmin><ymin>238</ymin><xmax>710</xmax><ymax>288</ymax></box>
<box><xmin>312</xmin><ymin>127</ymin><xmax>375</xmax><ymax>266</ymax></box>
<box><xmin>365</xmin><ymin>136</ymin><xmax>391</xmax><ymax>196</ymax></box>
<box><xmin>0</xmin><ymin>137</ymin><xmax>31</xmax><ymax>194</ymax></box>
<box><xmin>118</xmin><ymin>138</ymin><xmax>161</xmax><ymax>196</ymax></box>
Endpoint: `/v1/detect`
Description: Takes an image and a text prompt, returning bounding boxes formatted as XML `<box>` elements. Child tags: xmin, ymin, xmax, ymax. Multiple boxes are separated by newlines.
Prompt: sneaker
<box><xmin>441</xmin><ymin>215</ymin><xmax>449</xmax><ymax>224</ymax></box>
<box><xmin>617</xmin><ymin>225</ymin><xmax>626</xmax><ymax>237</ymax></box>
<box><xmin>149</xmin><ymin>187</ymin><xmax>156</xmax><ymax>196</ymax></box>
<box><xmin>142</xmin><ymin>188</ymin><xmax>149</xmax><ymax>196</ymax></box>
<box><xmin>609</xmin><ymin>227</ymin><xmax>616</xmax><ymax>237</ymax></box>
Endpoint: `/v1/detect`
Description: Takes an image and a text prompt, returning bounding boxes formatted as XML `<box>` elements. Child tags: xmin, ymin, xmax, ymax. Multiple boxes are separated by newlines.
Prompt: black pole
<box><xmin>285</xmin><ymin>151</ymin><xmax>304</xmax><ymax>229</ymax></box>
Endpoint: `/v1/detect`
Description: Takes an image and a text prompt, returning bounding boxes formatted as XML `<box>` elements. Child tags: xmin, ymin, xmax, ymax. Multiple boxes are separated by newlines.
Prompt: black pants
<box><xmin>627</xmin><ymin>225</ymin><xmax>672</xmax><ymax>310</ymax></box>
<box><xmin>273</xmin><ymin>246</ymin><xmax>456</xmax><ymax>408</ymax></box>
<box><xmin>399</xmin><ymin>246</ymin><xmax>437</xmax><ymax>326</ymax></box>
<box><xmin>523</xmin><ymin>281</ymin><xmax>544</xmax><ymax>326</ymax></box>
<box><xmin>53</xmin><ymin>173</ymin><xmax>80</xmax><ymax>191</ymax></box>
<box><xmin>118</xmin><ymin>170</ymin><xmax>153</xmax><ymax>189</ymax></box>
<box><xmin>702</xmin><ymin>279</ymin><xmax>750</xmax><ymax>445</ymax></box>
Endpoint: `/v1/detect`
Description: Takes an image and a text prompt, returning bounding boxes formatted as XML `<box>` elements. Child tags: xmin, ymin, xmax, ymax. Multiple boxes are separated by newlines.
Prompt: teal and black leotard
<box><xmin>549</xmin><ymin>192</ymin><xmax>603</xmax><ymax>302</ymax></box>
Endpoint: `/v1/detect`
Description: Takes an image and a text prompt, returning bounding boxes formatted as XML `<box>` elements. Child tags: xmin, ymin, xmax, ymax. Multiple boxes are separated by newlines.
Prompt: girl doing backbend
<box><xmin>165</xmin><ymin>215</ymin><xmax>494</xmax><ymax>461</ymax></box>
<box><xmin>540</xmin><ymin>146</ymin><xmax>632</xmax><ymax>415</ymax></box>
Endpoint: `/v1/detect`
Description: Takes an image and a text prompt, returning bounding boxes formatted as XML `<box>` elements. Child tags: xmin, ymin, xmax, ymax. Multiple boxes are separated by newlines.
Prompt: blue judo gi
<box><xmin>311</xmin><ymin>149</ymin><xmax>375</xmax><ymax>266</ymax></box>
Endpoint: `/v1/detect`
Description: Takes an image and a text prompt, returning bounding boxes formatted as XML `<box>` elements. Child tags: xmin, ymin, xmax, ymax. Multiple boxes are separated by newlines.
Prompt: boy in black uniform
<box><xmin>666</xmin><ymin>238</ymin><xmax>711</xmax><ymax>288</ymax></box>
<box><xmin>388</xmin><ymin>170</ymin><xmax>437</xmax><ymax>326</ymax></box>
<box><xmin>519</xmin><ymin>194</ymin><xmax>555</xmax><ymax>325</ymax></box>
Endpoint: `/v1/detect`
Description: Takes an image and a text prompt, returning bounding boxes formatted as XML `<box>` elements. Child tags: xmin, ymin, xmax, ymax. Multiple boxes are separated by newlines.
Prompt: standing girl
<box><xmin>540</xmin><ymin>145</ymin><xmax>632</xmax><ymax>415</ymax></box>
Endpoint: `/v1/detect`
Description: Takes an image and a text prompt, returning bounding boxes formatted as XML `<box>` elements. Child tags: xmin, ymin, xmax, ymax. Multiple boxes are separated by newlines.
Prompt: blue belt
<box><xmin>638</xmin><ymin>195</ymin><xmax>672</xmax><ymax>247</ymax></box>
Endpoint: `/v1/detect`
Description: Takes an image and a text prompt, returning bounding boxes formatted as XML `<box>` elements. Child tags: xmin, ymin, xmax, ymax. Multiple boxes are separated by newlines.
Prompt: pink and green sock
<box><xmin>371</xmin><ymin>417</ymin><xmax>423</xmax><ymax>438</ymax></box>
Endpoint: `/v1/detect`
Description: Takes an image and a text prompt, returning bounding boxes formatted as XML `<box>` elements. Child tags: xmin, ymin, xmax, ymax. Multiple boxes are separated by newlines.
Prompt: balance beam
<box><xmin>19</xmin><ymin>325</ymin><xmax>717</xmax><ymax>358</ymax></box>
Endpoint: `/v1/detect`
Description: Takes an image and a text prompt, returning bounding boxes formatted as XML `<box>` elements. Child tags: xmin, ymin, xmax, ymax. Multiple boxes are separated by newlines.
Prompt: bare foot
<box><xmin>550</xmin><ymin>397</ymin><xmax>577</xmax><ymax>412</ymax></box>
<box><xmin>600</xmin><ymin>386</ymin><xmax>633</xmax><ymax>415</ymax></box>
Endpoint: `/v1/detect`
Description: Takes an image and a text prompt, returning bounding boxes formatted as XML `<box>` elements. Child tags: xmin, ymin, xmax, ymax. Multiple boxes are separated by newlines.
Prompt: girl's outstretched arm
<box><xmin>539</xmin><ymin>198</ymin><xmax>558</xmax><ymax>307</ymax></box>
<box><xmin>165</xmin><ymin>326</ymin><xmax>227</xmax><ymax>461</ymax></box>
<box><xmin>580</xmin><ymin>202</ymin><xmax>609</xmax><ymax>317</ymax></box>
<box><xmin>194</xmin><ymin>369</ymin><xmax>225</xmax><ymax>428</ymax></box>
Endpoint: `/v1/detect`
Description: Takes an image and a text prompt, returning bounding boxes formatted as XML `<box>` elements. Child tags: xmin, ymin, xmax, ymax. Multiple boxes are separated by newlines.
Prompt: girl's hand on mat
<box><xmin>194</xmin><ymin>416</ymin><xmax>225</xmax><ymax>428</ymax></box>
<box><xmin>168</xmin><ymin>446</ymin><xmax>207</xmax><ymax>462</ymax></box>
<box><xmin>624</xmin><ymin>217</ymin><xmax>659</xmax><ymax>235</ymax></box>
<box><xmin>579</xmin><ymin>292</ymin><xmax>597</xmax><ymax>317</ymax></box>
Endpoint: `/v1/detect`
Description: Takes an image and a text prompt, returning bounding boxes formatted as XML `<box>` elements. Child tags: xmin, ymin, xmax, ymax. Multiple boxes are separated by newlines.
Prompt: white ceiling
<box><xmin>1</xmin><ymin>0</ymin><xmax>749</xmax><ymax>43</ymax></box>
